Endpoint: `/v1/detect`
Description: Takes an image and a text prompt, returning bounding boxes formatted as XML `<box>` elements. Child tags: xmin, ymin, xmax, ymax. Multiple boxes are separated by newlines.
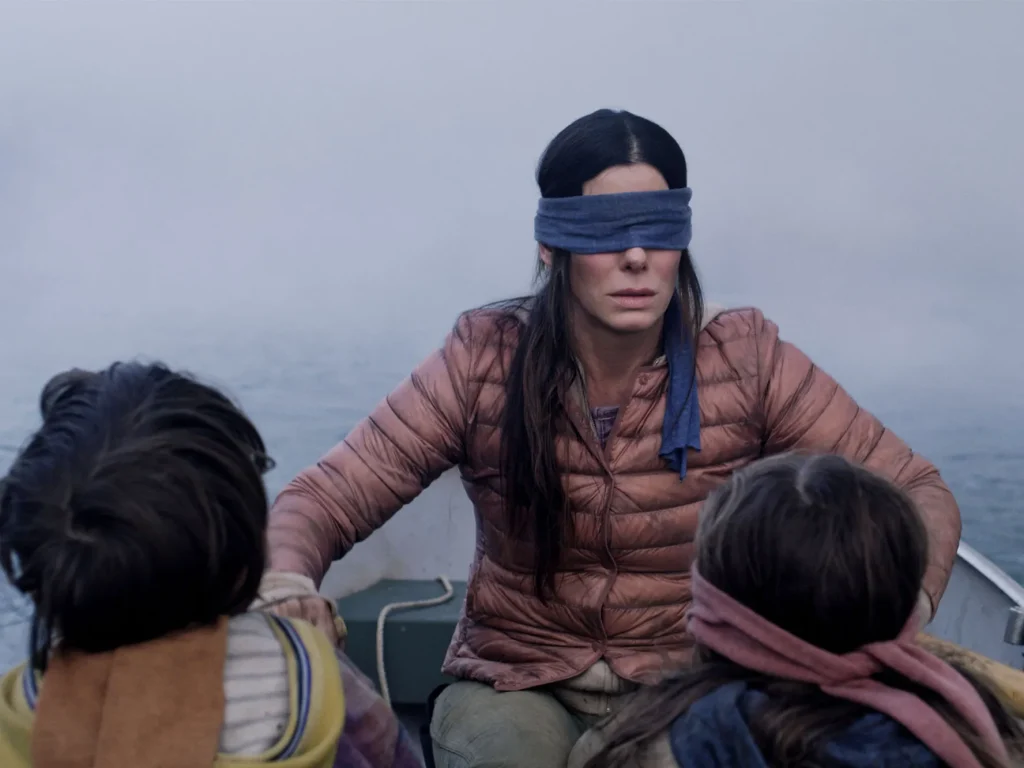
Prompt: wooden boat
<box><xmin>337</xmin><ymin>540</ymin><xmax>1024</xmax><ymax>747</ymax></box>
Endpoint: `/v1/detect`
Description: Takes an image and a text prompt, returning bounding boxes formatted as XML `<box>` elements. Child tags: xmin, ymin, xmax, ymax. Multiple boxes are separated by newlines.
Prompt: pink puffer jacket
<box><xmin>268</xmin><ymin>307</ymin><xmax>960</xmax><ymax>691</ymax></box>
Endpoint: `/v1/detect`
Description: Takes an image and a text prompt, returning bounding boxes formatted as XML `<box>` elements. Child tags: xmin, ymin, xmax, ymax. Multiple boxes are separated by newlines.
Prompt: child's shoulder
<box><xmin>0</xmin><ymin>661</ymin><xmax>37</xmax><ymax>768</ymax></box>
<box><xmin>224</xmin><ymin>611</ymin><xmax>345</xmax><ymax>763</ymax></box>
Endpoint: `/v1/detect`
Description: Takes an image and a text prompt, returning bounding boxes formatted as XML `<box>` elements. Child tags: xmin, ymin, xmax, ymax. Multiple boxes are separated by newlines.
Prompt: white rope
<box><xmin>375</xmin><ymin>575</ymin><xmax>455</xmax><ymax>709</ymax></box>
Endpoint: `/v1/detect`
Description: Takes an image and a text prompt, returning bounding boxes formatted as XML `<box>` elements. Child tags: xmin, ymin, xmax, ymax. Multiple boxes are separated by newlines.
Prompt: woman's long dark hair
<box><xmin>585</xmin><ymin>454</ymin><xmax>1024</xmax><ymax>768</ymax></box>
<box><xmin>0</xmin><ymin>362</ymin><xmax>274</xmax><ymax>671</ymax></box>
<box><xmin>498</xmin><ymin>109</ymin><xmax>704</xmax><ymax>599</ymax></box>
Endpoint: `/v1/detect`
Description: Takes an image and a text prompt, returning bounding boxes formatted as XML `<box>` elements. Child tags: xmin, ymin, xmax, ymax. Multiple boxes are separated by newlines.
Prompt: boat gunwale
<box><xmin>957</xmin><ymin>541</ymin><xmax>1024</xmax><ymax>608</ymax></box>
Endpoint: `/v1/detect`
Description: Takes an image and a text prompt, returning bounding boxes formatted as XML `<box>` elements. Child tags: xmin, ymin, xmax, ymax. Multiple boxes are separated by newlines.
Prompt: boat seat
<box><xmin>336</xmin><ymin>579</ymin><xmax>467</xmax><ymax>707</ymax></box>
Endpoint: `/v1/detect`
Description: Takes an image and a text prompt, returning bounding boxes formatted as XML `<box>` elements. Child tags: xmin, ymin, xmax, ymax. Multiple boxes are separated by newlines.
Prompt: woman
<box><xmin>262</xmin><ymin>109</ymin><xmax>961</xmax><ymax>767</ymax></box>
<box><xmin>0</xmin><ymin>364</ymin><xmax>421</xmax><ymax>768</ymax></box>
<box><xmin>574</xmin><ymin>453</ymin><xmax>1024</xmax><ymax>768</ymax></box>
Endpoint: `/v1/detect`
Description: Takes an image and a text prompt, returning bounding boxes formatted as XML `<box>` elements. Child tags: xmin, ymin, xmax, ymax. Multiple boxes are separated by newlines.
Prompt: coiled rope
<box><xmin>375</xmin><ymin>575</ymin><xmax>455</xmax><ymax>708</ymax></box>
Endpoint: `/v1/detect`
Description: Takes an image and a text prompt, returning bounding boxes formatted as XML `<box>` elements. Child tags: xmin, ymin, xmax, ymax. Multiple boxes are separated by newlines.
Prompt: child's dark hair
<box><xmin>0</xmin><ymin>362</ymin><xmax>274</xmax><ymax>671</ymax></box>
<box><xmin>585</xmin><ymin>453</ymin><xmax>1024</xmax><ymax>768</ymax></box>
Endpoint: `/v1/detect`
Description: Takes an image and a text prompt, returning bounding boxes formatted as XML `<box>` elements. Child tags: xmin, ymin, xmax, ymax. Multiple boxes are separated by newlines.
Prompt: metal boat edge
<box><xmin>928</xmin><ymin>542</ymin><xmax>1024</xmax><ymax>668</ymax></box>
<box><xmin>956</xmin><ymin>541</ymin><xmax>1024</xmax><ymax>608</ymax></box>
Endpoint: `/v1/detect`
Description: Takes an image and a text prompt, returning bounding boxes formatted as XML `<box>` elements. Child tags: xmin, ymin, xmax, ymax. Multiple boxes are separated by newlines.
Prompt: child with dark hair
<box><xmin>573</xmin><ymin>454</ymin><xmax>1024</xmax><ymax>768</ymax></box>
<box><xmin>0</xmin><ymin>363</ymin><xmax>422</xmax><ymax>768</ymax></box>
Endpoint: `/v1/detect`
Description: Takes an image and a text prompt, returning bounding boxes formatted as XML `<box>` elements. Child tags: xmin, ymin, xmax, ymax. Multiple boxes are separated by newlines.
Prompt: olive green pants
<box><xmin>429</xmin><ymin>681</ymin><xmax>603</xmax><ymax>768</ymax></box>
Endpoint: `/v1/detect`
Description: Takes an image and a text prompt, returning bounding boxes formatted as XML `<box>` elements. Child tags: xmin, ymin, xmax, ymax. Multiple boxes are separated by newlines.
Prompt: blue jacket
<box><xmin>669</xmin><ymin>681</ymin><xmax>939</xmax><ymax>768</ymax></box>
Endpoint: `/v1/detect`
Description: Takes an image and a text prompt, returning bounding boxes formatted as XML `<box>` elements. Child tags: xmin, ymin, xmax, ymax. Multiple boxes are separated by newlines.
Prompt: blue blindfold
<box><xmin>534</xmin><ymin>188</ymin><xmax>692</xmax><ymax>254</ymax></box>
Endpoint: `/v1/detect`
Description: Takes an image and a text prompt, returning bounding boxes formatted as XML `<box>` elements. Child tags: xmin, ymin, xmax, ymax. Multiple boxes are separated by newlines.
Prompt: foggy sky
<box><xmin>1</xmin><ymin>2</ymin><xmax>1022</xmax><ymax>405</ymax></box>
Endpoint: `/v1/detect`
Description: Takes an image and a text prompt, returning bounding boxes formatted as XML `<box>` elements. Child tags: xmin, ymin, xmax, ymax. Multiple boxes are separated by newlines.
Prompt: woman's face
<box><xmin>541</xmin><ymin>163</ymin><xmax>682</xmax><ymax>336</ymax></box>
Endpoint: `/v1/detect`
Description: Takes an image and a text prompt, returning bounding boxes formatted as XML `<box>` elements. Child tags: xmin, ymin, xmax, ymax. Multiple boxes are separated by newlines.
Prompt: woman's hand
<box><xmin>251</xmin><ymin>571</ymin><xmax>347</xmax><ymax>648</ymax></box>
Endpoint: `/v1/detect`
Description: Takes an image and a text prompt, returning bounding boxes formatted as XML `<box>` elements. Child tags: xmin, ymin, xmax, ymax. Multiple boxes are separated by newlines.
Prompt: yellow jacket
<box><xmin>0</xmin><ymin>616</ymin><xmax>345</xmax><ymax>768</ymax></box>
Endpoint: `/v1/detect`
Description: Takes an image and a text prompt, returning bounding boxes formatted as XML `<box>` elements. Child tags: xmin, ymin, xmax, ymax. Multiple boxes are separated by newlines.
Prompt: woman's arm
<box><xmin>267</xmin><ymin>314</ymin><xmax>476</xmax><ymax>586</ymax></box>
<box><xmin>754</xmin><ymin>311</ymin><xmax>961</xmax><ymax>617</ymax></box>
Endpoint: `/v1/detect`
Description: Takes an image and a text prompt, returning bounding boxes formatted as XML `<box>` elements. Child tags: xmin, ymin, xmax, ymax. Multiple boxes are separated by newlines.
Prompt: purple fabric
<box><xmin>591</xmin><ymin>406</ymin><xmax>619</xmax><ymax>448</ymax></box>
<box><xmin>332</xmin><ymin>650</ymin><xmax>424</xmax><ymax>767</ymax></box>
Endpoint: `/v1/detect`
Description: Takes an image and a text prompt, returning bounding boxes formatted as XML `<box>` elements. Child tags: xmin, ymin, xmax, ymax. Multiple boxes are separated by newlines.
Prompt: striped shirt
<box><xmin>219</xmin><ymin>612</ymin><xmax>291</xmax><ymax>755</ymax></box>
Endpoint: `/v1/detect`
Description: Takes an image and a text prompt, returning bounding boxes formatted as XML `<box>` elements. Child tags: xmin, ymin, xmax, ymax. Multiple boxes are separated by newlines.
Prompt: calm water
<box><xmin>1</xmin><ymin>332</ymin><xmax>1022</xmax><ymax>671</ymax></box>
